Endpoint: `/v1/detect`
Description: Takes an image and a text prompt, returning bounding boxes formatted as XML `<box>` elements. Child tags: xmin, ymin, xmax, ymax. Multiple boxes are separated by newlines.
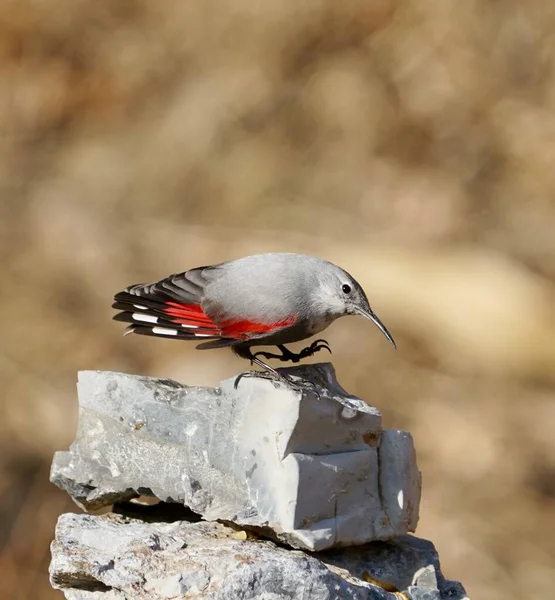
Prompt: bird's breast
<box><xmin>305</xmin><ymin>313</ymin><xmax>339</xmax><ymax>336</ymax></box>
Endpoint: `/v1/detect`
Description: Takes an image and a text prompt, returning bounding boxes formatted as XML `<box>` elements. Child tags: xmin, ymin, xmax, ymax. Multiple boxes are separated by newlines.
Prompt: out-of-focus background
<box><xmin>1</xmin><ymin>1</ymin><xmax>555</xmax><ymax>598</ymax></box>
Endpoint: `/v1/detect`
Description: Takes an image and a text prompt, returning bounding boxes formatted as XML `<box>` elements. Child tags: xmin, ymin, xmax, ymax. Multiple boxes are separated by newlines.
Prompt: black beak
<box><xmin>354</xmin><ymin>307</ymin><xmax>396</xmax><ymax>349</ymax></box>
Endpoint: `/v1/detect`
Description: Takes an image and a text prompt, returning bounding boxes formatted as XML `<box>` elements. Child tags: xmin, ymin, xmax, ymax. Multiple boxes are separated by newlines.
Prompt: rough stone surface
<box><xmin>50</xmin><ymin>512</ymin><xmax>468</xmax><ymax>600</ymax></box>
<box><xmin>51</xmin><ymin>364</ymin><xmax>421</xmax><ymax>550</ymax></box>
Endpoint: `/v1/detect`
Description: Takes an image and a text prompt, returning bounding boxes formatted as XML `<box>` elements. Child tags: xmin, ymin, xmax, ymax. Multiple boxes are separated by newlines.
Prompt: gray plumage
<box><xmin>113</xmin><ymin>253</ymin><xmax>395</xmax><ymax>378</ymax></box>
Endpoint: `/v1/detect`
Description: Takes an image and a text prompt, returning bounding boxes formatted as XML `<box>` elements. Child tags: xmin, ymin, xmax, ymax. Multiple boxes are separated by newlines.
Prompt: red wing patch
<box><xmin>163</xmin><ymin>302</ymin><xmax>221</xmax><ymax>333</ymax></box>
<box><xmin>220</xmin><ymin>315</ymin><xmax>297</xmax><ymax>339</ymax></box>
<box><xmin>164</xmin><ymin>302</ymin><xmax>297</xmax><ymax>340</ymax></box>
<box><xmin>114</xmin><ymin>289</ymin><xmax>298</xmax><ymax>342</ymax></box>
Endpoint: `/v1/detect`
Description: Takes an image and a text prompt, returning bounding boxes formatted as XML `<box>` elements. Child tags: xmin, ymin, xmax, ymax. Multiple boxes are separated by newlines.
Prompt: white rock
<box><xmin>51</xmin><ymin>363</ymin><xmax>421</xmax><ymax>550</ymax></box>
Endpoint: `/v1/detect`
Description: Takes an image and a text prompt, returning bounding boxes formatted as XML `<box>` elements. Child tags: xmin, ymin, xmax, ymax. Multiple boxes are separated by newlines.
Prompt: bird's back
<box><xmin>203</xmin><ymin>253</ymin><xmax>326</xmax><ymax>323</ymax></box>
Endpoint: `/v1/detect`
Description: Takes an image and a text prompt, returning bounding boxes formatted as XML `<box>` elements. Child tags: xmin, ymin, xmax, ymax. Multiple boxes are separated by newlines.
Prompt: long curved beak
<box><xmin>354</xmin><ymin>307</ymin><xmax>396</xmax><ymax>349</ymax></box>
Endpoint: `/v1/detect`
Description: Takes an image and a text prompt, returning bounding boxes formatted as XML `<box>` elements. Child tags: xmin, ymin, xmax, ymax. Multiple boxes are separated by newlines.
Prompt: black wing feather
<box><xmin>112</xmin><ymin>267</ymin><xmax>225</xmax><ymax>343</ymax></box>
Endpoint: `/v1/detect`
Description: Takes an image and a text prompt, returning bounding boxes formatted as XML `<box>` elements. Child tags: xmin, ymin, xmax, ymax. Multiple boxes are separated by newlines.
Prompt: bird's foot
<box><xmin>253</xmin><ymin>340</ymin><xmax>331</xmax><ymax>364</ymax></box>
<box><xmin>295</xmin><ymin>339</ymin><xmax>332</xmax><ymax>362</ymax></box>
<box><xmin>233</xmin><ymin>346</ymin><xmax>322</xmax><ymax>398</ymax></box>
<box><xmin>233</xmin><ymin>370</ymin><xmax>321</xmax><ymax>399</ymax></box>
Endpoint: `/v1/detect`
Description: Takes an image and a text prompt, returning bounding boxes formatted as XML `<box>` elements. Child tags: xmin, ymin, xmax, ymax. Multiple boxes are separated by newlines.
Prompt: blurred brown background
<box><xmin>1</xmin><ymin>1</ymin><xmax>555</xmax><ymax>598</ymax></box>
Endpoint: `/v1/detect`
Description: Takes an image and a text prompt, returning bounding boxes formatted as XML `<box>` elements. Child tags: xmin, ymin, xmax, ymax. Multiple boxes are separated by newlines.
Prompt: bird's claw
<box><xmin>233</xmin><ymin>370</ymin><xmax>321</xmax><ymax>400</ymax></box>
<box><xmin>292</xmin><ymin>378</ymin><xmax>321</xmax><ymax>400</ymax></box>
<box><xmin>253</xmin><ymin>340</ymin><xmax>332</xmax><ymax>364</ymax></box>
<box><xmin>234</xmin><ymin>370</ymin><xmax>273</xmax><ymax>389</ymax></box>
<box><xmin>298</xmin><ymin>339</ymin><xmax>332</xmax><ymax>360</ymax></box>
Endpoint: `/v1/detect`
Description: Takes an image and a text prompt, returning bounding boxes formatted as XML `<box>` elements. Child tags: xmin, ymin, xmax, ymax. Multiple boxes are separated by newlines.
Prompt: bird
<box><xmin>112</xmin><ymin>252</ymin><xmax>395</xmax><ymax>389</ymax></box>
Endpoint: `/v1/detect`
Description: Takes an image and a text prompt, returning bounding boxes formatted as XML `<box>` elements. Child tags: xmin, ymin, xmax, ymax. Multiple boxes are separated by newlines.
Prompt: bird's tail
<box><xmin>112</xmin><ymin>272</ymin><xmax>222</xmax><ymax>341</ymax></box>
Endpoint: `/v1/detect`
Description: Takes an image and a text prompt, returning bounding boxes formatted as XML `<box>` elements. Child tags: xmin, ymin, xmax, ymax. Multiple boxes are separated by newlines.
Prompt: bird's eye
<box><xmin>342</xmin><ymin>284</ymin><xmax>351</xmax><ymax>294</ymax></box>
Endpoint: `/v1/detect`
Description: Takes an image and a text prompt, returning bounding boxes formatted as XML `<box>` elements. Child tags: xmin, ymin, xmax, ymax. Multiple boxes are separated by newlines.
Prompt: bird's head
<box><xmin>312</xmin><ymin>264</ymin><xmax>396</xmax><ymax>349</ymax></box>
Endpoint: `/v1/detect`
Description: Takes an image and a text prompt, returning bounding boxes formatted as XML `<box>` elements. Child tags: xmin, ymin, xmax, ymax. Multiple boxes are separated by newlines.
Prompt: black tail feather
<box><xmin>113</xmin><ymin>287</ymin><xmax>222</xmax><ymax>342</ymax></box>
<box><xmin>125</xmin><ymin>324</ymin><xmax>221</xmax><ymax>341</ymax></box>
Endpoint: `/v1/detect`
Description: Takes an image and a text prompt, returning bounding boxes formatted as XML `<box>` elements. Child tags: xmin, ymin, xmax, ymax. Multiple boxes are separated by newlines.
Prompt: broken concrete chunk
<box><xmin>51</xmin><ymin>363</ymin><xmax>421</xmax><ymax>551</ymax></box>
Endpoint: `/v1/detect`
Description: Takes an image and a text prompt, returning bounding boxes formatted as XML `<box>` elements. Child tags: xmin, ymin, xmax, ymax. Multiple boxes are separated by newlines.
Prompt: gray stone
<box><xmin>50</xmin><ymin>512</ymin><xmax>468</xmax><ymax>600</ymax></box>
<box><xmin>50</xmin><ymin>364</ymin><xmax>421</xmax><ymax>551</ymax></box>
<box><xmin>378</xmin><ymin>430</ymin><xmax>421</xmax><ymax>538</ymax></box>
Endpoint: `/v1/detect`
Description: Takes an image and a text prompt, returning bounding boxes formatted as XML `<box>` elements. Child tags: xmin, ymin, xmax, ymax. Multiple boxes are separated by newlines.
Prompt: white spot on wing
<box><xmin>397</xmin><ymin>489</ymin><xmax>404</xmax><ymax>509</ymax></box>
<box><xmin>194</xmin><ymin>333</ymin><xmax>213</xmax><ymax>337</ymax></box>
<box><xmin>133</xmin><ymin>313</ymin><xmax>158</xmax><ymax>324</ymax></box>
<box><xmin>181</xmin><ymin>324</ymin><xmax>199</xmax><ymax>329</ymax></box>
<box><xmin>133</xmin><ymin>304</ymin><xmax>148</xmax><ymax>310</ymax></box>
<box><xmin>152</xmin><ymin>327</ymin><xmax>178</xmax><ymax>336</ymax></box>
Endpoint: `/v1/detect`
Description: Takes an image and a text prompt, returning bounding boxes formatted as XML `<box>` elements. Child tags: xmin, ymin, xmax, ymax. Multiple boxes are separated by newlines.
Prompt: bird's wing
<box><xmin>194</xmin><ymin>317</ymin><xmax>298</xmax><ymax>350</ymax></box>
<box><xmin>112</xmin><ymin>266</ymin><xmax>295</xmax><ymax>344</ymax></box>
<box><xmin>112</xmin><ymin>267</ymin><xmax>224</xmax><ymax>341</ymax></box>
<box><xmin>113</xmin><ymin>264</ymin><xmax>299</xmax><ymax>345</ymax></box>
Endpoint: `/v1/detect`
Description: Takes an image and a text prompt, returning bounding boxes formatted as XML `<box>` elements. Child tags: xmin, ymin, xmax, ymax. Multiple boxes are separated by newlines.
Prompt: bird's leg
<box><xmin>233</xmin><ymin>346</ymin><xmax>320</xmax><ymax>398</ymax></box>
<box><xmin>233</xmin><ymin>346</ymin><xmax>291</xmax><ymax>390</ymax></box>
<box><xmin>234</xmin><ymin>353</ymin><xmax>290</xmax><ymax>388</ymax></box>
<box><xmin>252</xmin><ymin>345</ymin><xmax>300</xmax><ymax>363</ymax></box>
<box><xmin>253</xmin><ymin>339</ymin><xmax>332</xmax><ymax>364</ymax></box>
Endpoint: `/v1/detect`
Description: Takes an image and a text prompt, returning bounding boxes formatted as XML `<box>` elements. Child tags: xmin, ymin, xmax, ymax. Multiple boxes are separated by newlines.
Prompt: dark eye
<box><xmin>342</xmin><ymin>284</ymin><xmax>351</xmax><ymax>294</ymax></box>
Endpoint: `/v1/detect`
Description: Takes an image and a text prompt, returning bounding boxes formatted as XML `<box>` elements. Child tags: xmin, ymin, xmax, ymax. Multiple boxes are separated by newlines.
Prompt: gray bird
<box><xmin>112</xmin><ymin>253</ymin><xmax>395</xmax><ymax>387</ymax></box>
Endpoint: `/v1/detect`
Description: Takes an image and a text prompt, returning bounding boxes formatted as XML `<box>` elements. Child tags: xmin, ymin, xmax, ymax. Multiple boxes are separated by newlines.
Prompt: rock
<box><xmin>50</xmin><ymin>512</ymin><xmax>468</xmax><ymax>600</ymax></box>
<box><xmin>50</xmin><ymin>364</ymin><xmax>421</xmax><ymax>551</ymax></box>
